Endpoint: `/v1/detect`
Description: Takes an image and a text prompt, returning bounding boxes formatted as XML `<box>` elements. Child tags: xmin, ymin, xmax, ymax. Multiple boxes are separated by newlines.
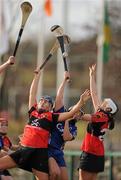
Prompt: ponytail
<box><xmin>108</xmin><ymin>113</ymin><xmax>115</xmax><ymax>130</ymax></box>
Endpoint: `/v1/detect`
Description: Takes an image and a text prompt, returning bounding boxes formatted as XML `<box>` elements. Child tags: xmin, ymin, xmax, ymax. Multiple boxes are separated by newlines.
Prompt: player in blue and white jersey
<box><xmin>48</xmin><ymin>71</ymin><xmax>83</xmax><ymax>180</ymax></box>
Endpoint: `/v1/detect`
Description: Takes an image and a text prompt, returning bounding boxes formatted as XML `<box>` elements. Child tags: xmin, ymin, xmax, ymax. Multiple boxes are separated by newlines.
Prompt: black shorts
<box><xmin>9</xmin><ymin>147</ymin><xmax>49</xmax><ymax>174</ymax></box>
<box><xmin>79</xmin><ymin>151</ymin><xmax>104</xmax><ymax>173</ymax></box>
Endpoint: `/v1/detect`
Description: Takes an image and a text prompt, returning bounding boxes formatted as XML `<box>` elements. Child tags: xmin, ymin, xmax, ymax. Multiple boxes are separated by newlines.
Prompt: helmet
<box><xmin>104</xmin><ymin>98</ymin><xmax>118</xmax><ymax>114</ymax></box>
<box><xmin>40</xmin><ymin>95</ymin><xmax>54</xmax><ymax>106</ymax></box>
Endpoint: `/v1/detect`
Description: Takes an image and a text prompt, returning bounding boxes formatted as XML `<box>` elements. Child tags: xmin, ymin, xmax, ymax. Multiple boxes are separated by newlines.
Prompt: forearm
<box><xmin>0</xmin><ymin>61</ymin><xmax>10</xmax><ymax>73</ymax></box>
<box><xmin>56</xmin><ymin>79</ymin><xmax>66</xmax><ymax>100</ymax></box>
<box><xmin>63</xmin><ymin>121</ymin><xmax>73</xmax><ymax>141</ymax></box>
<box><xmin>29</xmin><ymin>72</ymin><xmax>41</xmax><ymax>109</ymax></box>
<box><xmin>58</xmin><ymin>89</ymin><xmax>90</xmax><ymax>122</ymax></box>
<box><xmin>90</xmin><ymin>76</ymin><xmax>101</xmax><ymax>110</ymax></box>
<box><xmin>29</xmin><ymin>72</ymin><xmax>41</xmax><ymax>97</ymax></box>
<box><xmin>90</xmin><ymin>76</ymin><xmax>97</xmax><ymax>95</ymax></box>
<box><xmin>56</xmin><ymin>71</ymin><xmax>70</xmax><ymax>105</ymax></box>
<box><xmin>55</xmin><ymin>79</ymin><xmax>67</xmax><ymax>110</ymax></box>
<box><xmin>58</xmin><ymin>98</ymin><xmax>85</xmax><ymax>122</ymax></box>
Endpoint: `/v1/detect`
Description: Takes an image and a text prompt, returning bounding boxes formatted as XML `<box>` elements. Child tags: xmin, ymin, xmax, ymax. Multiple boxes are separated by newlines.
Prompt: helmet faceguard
<box><xmin>104</xmin><ymin>98</ymin><xmax>118</xmax><ymax>115</ymax></box>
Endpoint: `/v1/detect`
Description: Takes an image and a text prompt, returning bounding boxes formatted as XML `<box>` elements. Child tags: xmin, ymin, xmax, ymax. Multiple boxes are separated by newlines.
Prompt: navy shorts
<box><xmin>79</xmin><ymin>151</ymin><xmax>104</xmax><ymax>173</ymax></box>
<box><xmin>48</xmin><ymin>146</ymin><xmax>66</xmax><ymax>167</ymax></box>
<box><xmin>9</xmin><ymin>147</ymin><xmax>49</xmax><ymax>174</ymax></box>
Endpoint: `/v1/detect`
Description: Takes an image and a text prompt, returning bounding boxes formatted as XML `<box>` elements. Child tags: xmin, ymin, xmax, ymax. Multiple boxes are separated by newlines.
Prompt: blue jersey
<box><xmin>0</xmin><ymin>136</ymin><xmax>3</xmax><ymax>150</ymax></box>
<box><xmin>49</xmin><ymin>106</ymin><xmax>77</xmax><ymax>150</ymax></box>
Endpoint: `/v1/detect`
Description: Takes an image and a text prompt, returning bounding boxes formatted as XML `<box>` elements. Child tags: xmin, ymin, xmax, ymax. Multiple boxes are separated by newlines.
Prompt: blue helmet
<box><xmin>40</xmin><ymin>95</ymin><xmax>54</xmax><ymax>106</ymax></box>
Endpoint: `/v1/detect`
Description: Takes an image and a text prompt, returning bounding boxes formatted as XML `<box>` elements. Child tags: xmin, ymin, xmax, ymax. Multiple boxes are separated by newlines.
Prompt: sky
<box><xmin>2</xmin><ymin>0</ymin><xmax>120</xmax><ymax>46</ymax></box>
<box><xmin>2</xmin><ymin>0</ymin><xmax>104</xmax><ymax>43</ymax></box>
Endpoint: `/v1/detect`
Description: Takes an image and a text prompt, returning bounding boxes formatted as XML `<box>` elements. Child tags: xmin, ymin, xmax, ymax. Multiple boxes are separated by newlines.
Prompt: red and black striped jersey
<box><xmin>20</xmin><ymin>105</ymin><xmax>59</xmax><ymax>148</ymax></box>
<box><xmin>81</xmin><ymin>110</ymin><xmax>109</xmax><ymax>156</ymax></box>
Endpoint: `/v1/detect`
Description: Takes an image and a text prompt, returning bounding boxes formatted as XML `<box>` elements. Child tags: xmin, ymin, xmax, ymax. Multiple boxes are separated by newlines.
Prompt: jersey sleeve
<box><xmin>91</xmin><ymin>112</ymin><xmax>108</xmax><ymax>123</ymax></box>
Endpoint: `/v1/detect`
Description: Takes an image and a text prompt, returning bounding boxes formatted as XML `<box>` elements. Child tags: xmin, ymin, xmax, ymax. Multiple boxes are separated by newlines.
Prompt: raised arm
<box><xmin>29</xmin><ymin>69</ymin><xmax>41</xmax><ymax>109</ymax></box>
<box><xmin>0</xmin><ymin>56</ymin><xmax>15</xmax><ymax>73</ymax></box>
<box><xmin>89</xmin><ymin>64</ymin><xmax>101</xmax><ymax>112</ymax></box>
<box><xmin>54</xmin><ymin>71</ymin><xmax>70</xmax><ymax>111</ymax></box>
<box><xmin>58</xmin><ymin>89</ymin><xmax>90</xmax><ymax>122</ymax></box>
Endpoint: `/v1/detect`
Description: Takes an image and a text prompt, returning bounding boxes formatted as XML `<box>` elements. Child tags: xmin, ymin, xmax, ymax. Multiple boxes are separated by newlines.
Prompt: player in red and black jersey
<box><xmin>0</xmin><ymin>67</ymin><xmax>90</xmax><ymax>180</ymax></box>
<box><xmin>79</xmin><ymin>64</ymin><xmax>118</xmax><ymax>180</ymax></box>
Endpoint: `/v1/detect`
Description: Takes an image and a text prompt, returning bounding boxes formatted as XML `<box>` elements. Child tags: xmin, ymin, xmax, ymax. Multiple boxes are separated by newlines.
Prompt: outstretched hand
<box><xmin>89</xmin><ymin>64</ymin><xmax>96</xmax><ymax>77</ymax></box>
<box><xmin>80</xmin><ymin>89</ymin><xmax>90</xmax><ymax>104</ymax></box>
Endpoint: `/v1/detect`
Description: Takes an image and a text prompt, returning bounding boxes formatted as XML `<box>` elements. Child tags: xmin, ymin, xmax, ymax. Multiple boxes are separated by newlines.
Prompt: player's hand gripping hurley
<box><xmin>50</xmin><ymin>25</ymin><xmax>70</xmax><ymax>73</ymax></box>
<box><xmin>34</xmin><ymin>35</ymin><xmax>71</xmax><ymax>74</ymax></box>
